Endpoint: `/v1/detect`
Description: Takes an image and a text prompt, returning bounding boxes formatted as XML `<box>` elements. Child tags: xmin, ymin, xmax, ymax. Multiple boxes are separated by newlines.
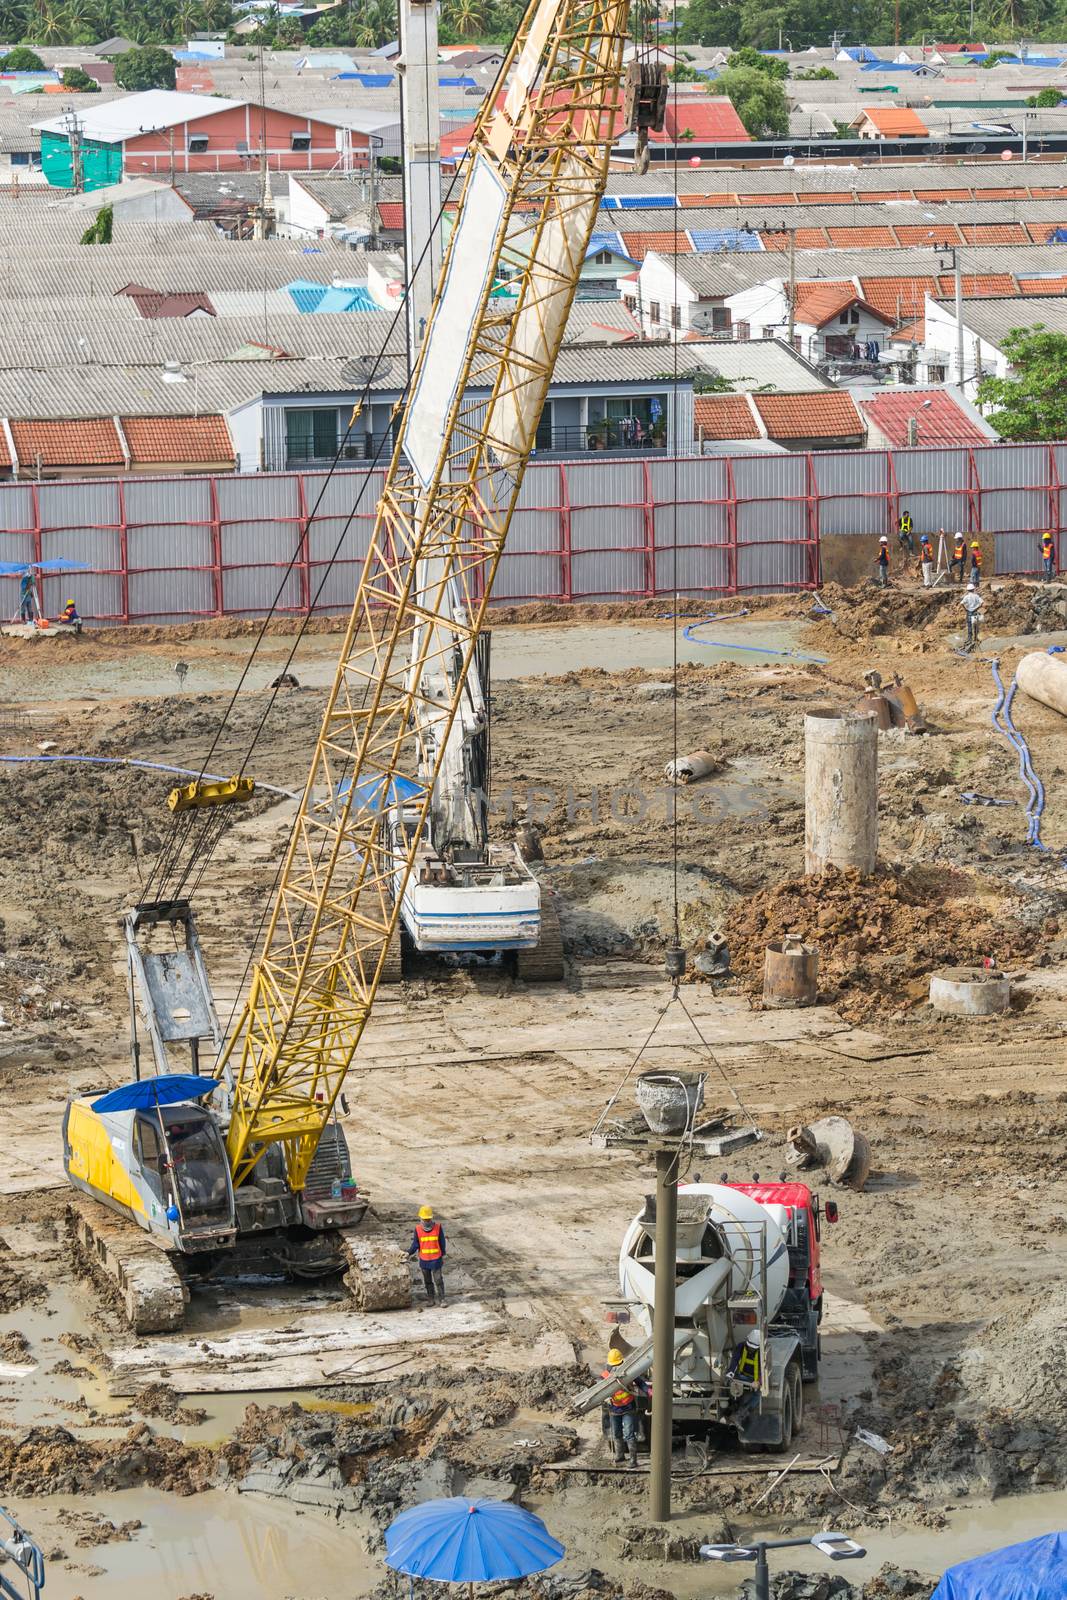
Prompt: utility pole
<box><xmin>66</xmin><ymin>109</ymin><xmax>84</xmax><ymax>195</ymax></box>
<box><xmin>786</xmin><ymin>226</ymin><xmax>796</xmax><ymax>349</ymax></box>
<box><xmin>942</xmin><ymin>245</ymin><xmax>965</xmax><ymax>388</ymax></box>
<box><xmin>398</xmin><ymin>0</ymin><xmax>442</xmax><ymax>358</ymax></box>
<box><xmin>368</xmin><ymin>133</ymin><xmax>381</xmax><ymax>247</ymax></box>
<box><xmin>649</xmin><ymin>1147</ymin><xmax>679</xmax><ymax>1522</ymax></box>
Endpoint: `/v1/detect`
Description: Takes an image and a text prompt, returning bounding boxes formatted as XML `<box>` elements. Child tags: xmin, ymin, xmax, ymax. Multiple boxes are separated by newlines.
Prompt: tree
<box><xmin>795</xmin><ymin>64</ymin><xmax>836</xmax><ymax>78</ymax></box>
<box><xmin>715</xmin><ymin>64</ymin><xmax>788</xmax><ymax>137</ymax></box>
<box><xmin>114</xmin><ymin>42</ymin><xmax>177</xmax><ymax>88</ymax></box>
<box><xmin>668</xmin><ymin>59</ymin><xmax>701</xmax><ymax>79</ymax></box>
<box><xmin>1027</xmin><ymin>86</ymin><xmax>1062</xmax><ymax>106</ymax></box>
<box><xmin>675</xmin><ymin>0</ymin><xmax>741</xmax><ymax>46</ymax></box>
<box><xmin>977</xmin><ymin>327</ymin><xmax>1067</xmax><ymax>441</ymax></box>
<box><xmin>728</xmin><ymin>43</ymin><xmax>789</xmax><ymax>76</ymax></box>
<box><xmin>80</xmin><ymin>203</ymin><xmax>113</xmax><ymax>244</ymax></box>
<box><xmin>61</xmin><ymin>63</ymin><xmax>100</xmax><ymax>86</ymax></box>
<box><xmin>0</xmin><ymin>42</ymin><xmax>44</xmax><ymax>64</ymax></box>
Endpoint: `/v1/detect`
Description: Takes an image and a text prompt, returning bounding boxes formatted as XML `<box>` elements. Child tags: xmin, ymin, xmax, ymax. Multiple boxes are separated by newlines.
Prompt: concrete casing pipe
<box><xmin>804</xmin><ymin>709</ymin><xmax>878</xmax><ymax>875</ymax></box>
<box><xmin>1016</xmin><ymin>651</ymin><xmax>1067</xmax><ymax>717</ymax></box>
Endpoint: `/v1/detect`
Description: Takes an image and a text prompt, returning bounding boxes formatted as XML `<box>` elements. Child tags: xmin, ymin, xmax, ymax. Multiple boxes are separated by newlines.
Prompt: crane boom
<box><xmin>217</xmin><ymin>0</ymin><xmax>629</xmax><ymax>1190</ymax></box>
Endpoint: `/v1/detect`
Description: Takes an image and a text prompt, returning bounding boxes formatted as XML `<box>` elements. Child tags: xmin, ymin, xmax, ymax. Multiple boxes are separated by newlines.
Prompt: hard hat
<box><xmin>971</xmin><ymin>542</ymin><xmax>980</xmax><ymax>549</ymax></box>
<box><xmin>607</xmin><ymin>1349</ymin><xmax>625</xmax><ymax>1367</ymax></box>
<box><xmin>418</xmin><ymin>1205</ymin><xmax>434</xmax><ymax>1221</ymax></box>
<box><xmin>879</xmin><ymin>535</ymin><xmax>888</xmax><ymax>543</ymax></box>
<box><xmin>745</xmin><ymin>1333</ymin><xmax>761</xmax><ymax>1349</ymax></box>
<box><xmin>65</xmin><ymin>598</ymin><xmax>74</xmax><ymax>605</ymax></box>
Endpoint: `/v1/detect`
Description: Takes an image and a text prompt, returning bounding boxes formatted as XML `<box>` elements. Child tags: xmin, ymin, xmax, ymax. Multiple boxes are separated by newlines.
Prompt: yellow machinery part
<box><xmin>167</xmin><ymin>776</ymin><xmax>255</xmax><ymax>813</ymax></box>
<box><xmin>65</xmin><ymin>1101</ymin><xmax>147</xmax><ymax>1218</ymax></box>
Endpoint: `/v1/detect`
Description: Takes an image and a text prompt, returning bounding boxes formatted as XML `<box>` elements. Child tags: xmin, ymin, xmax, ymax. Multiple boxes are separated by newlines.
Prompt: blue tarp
<box><xmin>386</xmin><ymin>1499</ymin><xmax>564</xmax><ymax>1583</ymax></box>
<box><xmin>337</xmin><ymin>71</ymin><xmax>392</xmax><ymax>86</ymax></box>
<box><xmin>338</xmin><ymin>771</ymin><xmax>423</xmax><ymax>816</ymax></box>
<box><xmin>439</xmin><ymin>74</ymin><xmax>475</xmax><ymax>85</ymax></box>
<box><xmin>1049</xmin><ymin>228</ymin><xmax>1067</xmax><ymax>243</ymax></box>
<box><xmin>931</xmin><ymin>1533</ymin><xmax>1067</xmax><ymax>1600</ymax></box>
<box><xmin>284</xmin><ymin>279</ymin><xmax>377</xmax><ymax>313</ymax></box>
<box><xmin>689</xmin><ymin>228</ymin><xmax>764</xmax><ymax>251</ymax></box>
<box><xmin>0</xmin><ymin>558</ymin><xmax>88</xmax><ymax>575</ymax></box>
<box><xmin>841</xmin><ymin>44</ymin><xmax>881</xmax><ymax>60</ymax></box>
<box><xmin>861</xmin><ymin>60</ymin><xmax>924</xmax><ymax>71</ymax></box>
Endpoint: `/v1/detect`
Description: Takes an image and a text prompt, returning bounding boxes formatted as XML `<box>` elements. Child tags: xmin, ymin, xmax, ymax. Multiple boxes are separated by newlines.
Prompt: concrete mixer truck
<box><xmin>573</xmin><ymin>1180</ymin><xmax>838</xmax><ymax>1449</ymax></box>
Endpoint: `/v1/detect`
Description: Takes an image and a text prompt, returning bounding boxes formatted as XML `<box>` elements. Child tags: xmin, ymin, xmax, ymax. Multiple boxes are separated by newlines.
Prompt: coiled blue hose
<box><xmin>989</xmin><ymin>659</ymin><xmax>1047</xmax><ymax>850</ymax></box>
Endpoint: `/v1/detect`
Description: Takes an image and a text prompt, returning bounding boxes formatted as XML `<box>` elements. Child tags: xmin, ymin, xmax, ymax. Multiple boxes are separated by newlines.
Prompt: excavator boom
<box><xmin>217</xmin><ymin>0</ymin><xmax>630</xmax><ymax>1190</ymax></box>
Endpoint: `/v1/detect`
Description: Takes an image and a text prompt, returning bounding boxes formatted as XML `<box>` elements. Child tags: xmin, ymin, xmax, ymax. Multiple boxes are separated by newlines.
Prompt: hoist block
<box><xmin>167</xmin><ymin>775</ymin><xmax>256</xmax><ymax>812</ymax></box>
<box><xmin>623</xmin><ymin>61</ymin><xmax>668</xmax><ymax>134</ymax></box>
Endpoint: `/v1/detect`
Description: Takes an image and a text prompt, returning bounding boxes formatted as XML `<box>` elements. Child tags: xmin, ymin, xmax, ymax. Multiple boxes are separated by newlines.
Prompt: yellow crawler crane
<box><xmin>64</xmin><ymin>0</ymin><xmax>660</xmax><ymax>1331</ymax></box>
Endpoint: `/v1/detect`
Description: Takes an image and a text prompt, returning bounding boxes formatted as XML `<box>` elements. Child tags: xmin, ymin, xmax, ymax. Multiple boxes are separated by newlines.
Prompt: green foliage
<box><xmin>728</xmin><ymin>43</ymin><xmax>790</xmax><ymax>76</ymax></box>
<box><xmin>113</xmin><ymin>42</ymin><xmax>176</xmax><ymax>88</ymax></box>
<box><xmin>79</xmin><ymin>202</ymin><xmax>113</xmax><ymax>244</ymax></box>
<box><xmin>977</xmin><ymin>327</ymin><xmax>1067</xmax><ymax>441</ymax></box>
<box><xmin>675</xmin><ymin>0</ymin><xmax>741</xmax><ymax>47</ymax></box>
<box><xmin>716</xmin><ymin>64</ymin><xmax>789</xmax><ymax>137</ymax></box>
<box><xmin>668</xmin><ymin>60</ymin><xmax>701</xmax><ymax>79</ymax></box>
<box><xmin>795</xmin><ymin>64</ymin><xmax>836</xmax><ymax>78</ymax></box>
<box><xmin>655</xmin><ymin>368</ymin><xmax>735</xmax><ymax>392</ymax></box>
<box><xmin>981</xmin><ymin>47</ymin><xmax>1015</xmax><ymax>66</ymax></box>
<box><xmin>60</xmin><ymin>63</ymin><xmax>99</xmax><ymax>88</ymax></box>
<box><xmin>0</xmin><ymin>43</ymin><xmax>44</xmax><ymax>65</ymax></box>
<box><xmin>1028</xmin><ymin>86</ymin><xmax>1062</xmax><ymax>106</ymax></box>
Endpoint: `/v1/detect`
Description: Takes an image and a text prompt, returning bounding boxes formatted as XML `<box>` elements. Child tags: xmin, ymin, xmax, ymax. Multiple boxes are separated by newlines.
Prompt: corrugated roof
<box><xmin>854</xmin><ymin>105</ymin><xmax>929</xmax><ymax>135</ymax></box>
<box><xmin>860</xmin><ymin>388</ymin><xmax>991</xmax><ymax>446</ymax></box>
<box><xmin>753</xmin><ymin>390</ymin><xmax>864</xmax><ymax>439</ymax></box>
<box><xmin>693</xmin><ymin>394</ymin><xmax>759</xmax><ymax>439</ymax></box>
<box><xmin>122</xmin><ymin>414</ymin><xmax>234</xmax><ymax>464</ymax></box>
<box><xmin>653</xmin><ymin>98</ymin><xmax>750</xmax><ymax>143</ymax></box>
<box><xmin>32</xmin><ymin>89</ymin><xmax>246</xmax><ymax>142</ymax></box>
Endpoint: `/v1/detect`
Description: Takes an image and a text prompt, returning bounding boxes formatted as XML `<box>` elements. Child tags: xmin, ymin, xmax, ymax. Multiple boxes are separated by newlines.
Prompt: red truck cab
<box><xmin>726</xmin><ymin>1179</ymin><xmax>838</xmax><ymax>1380</ymax></box>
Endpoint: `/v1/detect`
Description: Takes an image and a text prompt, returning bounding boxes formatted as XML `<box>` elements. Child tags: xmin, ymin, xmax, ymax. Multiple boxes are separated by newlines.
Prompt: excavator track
<box><xmin>516</xmin><ymin>894</ymin><xmax>565</xmax><ymax>983</ymax></box>
<box><xmin>338</xmin><ymin>1227</ymin><xmax>413</xmax><ymax>1311</ymax></box>
<box><xmin>67</xmin><ymin>1196</ymin><xmax>188</xmax><ymax>1334</ymax></box>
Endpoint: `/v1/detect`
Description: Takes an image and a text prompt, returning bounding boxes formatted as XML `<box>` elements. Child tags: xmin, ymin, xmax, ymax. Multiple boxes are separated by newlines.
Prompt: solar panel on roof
<box><xmin>614</xmin><ymin>195</ymin><xmax>678</xmax><ymax>209</ymax></box>
<box><xmin>688</xmin><ymin>229</ymin><xmax>763</xmax><ymax>252</ymax></box>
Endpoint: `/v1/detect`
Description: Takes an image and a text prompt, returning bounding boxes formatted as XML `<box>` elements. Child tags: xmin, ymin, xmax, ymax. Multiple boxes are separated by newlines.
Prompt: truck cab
<box><xmin>726</xmin><ymin>1180</ymin><xmax>837</xmax><ymax>1381</ymax></box>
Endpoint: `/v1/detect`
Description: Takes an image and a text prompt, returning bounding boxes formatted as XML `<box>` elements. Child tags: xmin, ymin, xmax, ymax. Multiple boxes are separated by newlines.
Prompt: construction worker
<box><xmin>59</xmin><ymin>598</ymin><xmax>81</xmax><ymax>633</ymax></box>
<box><xmin>960</xmin><ymin>585</ymin><xmax>984</xmax><ymax>652</ymax></box>
<box><xmin>917</xmin><ymin>533</ymin><xmax>934</xmax><ymax>589</ymax></box>
<box><xmin>17</xmin><ymin>569</ymin><xmax>36</xmax><ymax>624</ymax></box>
<box><xmin>970</xmin><ymin>540</ymin><xmax>983</xmax><ymax>587</ymax></box>
<box><xmin>897</xmin><ymin>509</ymin><xmax>915</xmax><ymax>554</ymax></box>
<box><xmin>729</xmin><ymin>1333</ymin><xmax>762</xmax><ymax>1387</ymax></box>
<box><xmin>876</xmin><ymin>535</ymin><xmax>890</xmax><ymax>588</ymax></box>
<box><xmin>601</xmin><ymin>1348</ymin><xmax>646</xmax><ymax>1467</ymax></box>
<box><xmin>1042</xmin><ymin>532</ymin><xmax>1056</xmax><ymax>582</ymax></box>
<box><xmin>950</xmin><ymin>532</ymin><xmax>967</xmax><ymax>585</ymax></box>
<box><xmin>406</xmin><ymin>1205</ymin><xmax>446</xmax><ymax>1305</ymax></box>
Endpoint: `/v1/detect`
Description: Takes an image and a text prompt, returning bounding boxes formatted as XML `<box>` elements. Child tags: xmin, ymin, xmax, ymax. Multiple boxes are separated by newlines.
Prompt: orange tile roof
<box><xmin>693</xmin><ymin>394</ymin><xmax>758</xmax><ymax>440</ymax></box>
<box><xmin>856</xmin><ymin>105</ymin><xmax>928</xmax><ymax>136</ymax></box>
<box><xmin>1017</xmin><ymin>276</ymin><xmax>1067</xmax><ymax>294</ymax></box>
<box><xmin>793</xmin><ymin>284</ymin><xmax>894</xmax><ymax>328</ymax></box>
<box><xmin>935</xmin><ymin>272</ymin><xmax>1017</xmax><ymax>296</ymax></box>
<box><xmin>861</xmin><ymin>389</ymin><xmax>990</xmax><ymax>447</ymax></box>
<box><xmin>760</xmin><ymin>228</ymin><xmax>828</xmax><ymax>250</ymax></box>
<box><xmin>0</xmin><ymin>429</ymin><xmax>11</xmax><ymax>467</ymax></box>
<box><xmin>914</xmin><ymin>188</ymin><xmax>971</xmax><ymax>201</ymax></box>
<box><xmin>377</xmin><ymin>201</ymin><xmax>404</xmax><ymax>230</ymax></box>
<box><xmin>795</xmin><ymin>191</ymin><xmax>853</xmax><ymax>204</ymax></box>
<box><xmin>959</xmin><ymin>224</ymin><xmax>1028</xmax><ymax>244</ymax></box>
<box><xmin>827</xmin><ymin>226</ymin><xmax>899</xmax><ymax>248</ymax></box>
<box><xmin>890</xmin><ymin>319</ymin><xmax>924</xmax><ymax>343</ymax></box>
<box><xmin>619</xmin><ymin>231</ymin><xmax>693</xmax><ymax>258</ymax></box>
<box><xmin>893</xmin><ymin>224</ymin><xmax>964</xmax><ymax>246</ymax></box>
<box><xmin>754</xmin><ymin>390</ymin><xmax>864</xmax><ymax>440</ymax></box>
<box><xmin>10</xmin><ymin>419</ymin><xmax>123</xmax><ymax>468</ymax></box>
<box><xmin>683</xmin><ymin>192</ymin><xmax>737</xmax><ymax>206</ymax></box>
<box><xmin>974</xmin><ymin>186</ymin><xmax>1027</xmax><ymax>200</ymax></box>
<box><xmin>1028</xmin><ymin>186</ymin><xmax>1067</xmax><ymax>200</ymax></box>
<box><xmin>121</xmin><ymin>415</ymin><xmax>234</xmax><ymax>466</ymax></box>
<box><xmin>858</xmin><ymin>276</ymin><xmax>935</xmax><ymax>321</ymax></box>
<box><xmin>1026</xmin><ymin>221</ymin><xmax>1066</xmax><ymax>242</ymax></box>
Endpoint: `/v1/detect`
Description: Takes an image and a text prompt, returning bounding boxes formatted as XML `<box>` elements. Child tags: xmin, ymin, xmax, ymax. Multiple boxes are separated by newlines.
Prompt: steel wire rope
<box><xmin>142</xmin><ymin>158</ymin><xmax>470</xmax><ymax>912</ymax></box>
<box><xmin>670</xmin><ymin>22</ymin><xmax>680</xmax><ymax>950</ymax></box>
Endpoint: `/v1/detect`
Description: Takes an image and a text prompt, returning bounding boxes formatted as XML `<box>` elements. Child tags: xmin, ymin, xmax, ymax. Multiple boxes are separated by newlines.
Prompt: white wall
<box><xmin>922</xmin><ymin>295</ymin><xmax>1007</xmax><ymax>386</ymax></box>
<box><xmin>725</xmin><ymin>280</ymin><xmax>789</xmax><ymax>340</ymax></box>
<box><xmin>634</xmin><ymin>251</ymin><xmax>701</xmax><ymax>338</ymax></box>
<box><xmin>286</xmin><ymin>175</ymin><xmax>330</xmax><ymax>239</ymax></box>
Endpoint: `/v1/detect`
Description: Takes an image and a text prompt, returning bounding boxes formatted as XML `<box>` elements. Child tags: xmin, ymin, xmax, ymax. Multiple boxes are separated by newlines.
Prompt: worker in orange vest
<box><xmin>1042</xmin><ymin>532</ymin><xmax>1056</xmax><ymax>582</ymax></box>
<box><xmin>950</xmin><ymin>533</ymin><xmax>967</xmax><ymax>585</ymax></box>
<box><xmin>406</xmin><ymin>1204</ymin><xmax>447</xmax><ymax>1305</ymax></box>
<box><xmin>876</xmin><ymin>535</ymin><xmax>890</xmax><ymax>588</ymax></box>
<box><xmin>601</xmin><ymin>1348</ymin><xmax>647</xmax><ymax>1466</ymax></box>
<box><xmin>970</xmin><ymin>541</ymin><xmax>983</xmax><ymax>587</ymax></box>
<box><xmin>916</xmin><ymin>533</ymin><xmax>934</xmax><ymax>588</ymax></box>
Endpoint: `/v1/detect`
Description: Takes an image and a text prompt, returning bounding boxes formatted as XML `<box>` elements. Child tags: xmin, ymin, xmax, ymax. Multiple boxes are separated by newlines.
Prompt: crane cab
<box><xmin>63</xmin><ymin>1097</ymin><xmax>236</xmax><ymax>1253</ymax></box>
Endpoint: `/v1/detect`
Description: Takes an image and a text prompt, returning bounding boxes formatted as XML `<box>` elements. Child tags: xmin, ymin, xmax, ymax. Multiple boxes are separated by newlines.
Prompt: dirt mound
<box><xmin>722</xmin><ymin>862</ymin><xmax>1038</xmax><ymax>1015</ymax></box>
<box><xmin>808</xmin><ymin>579</ymin><xmax>1066</xmax><ymax>648</ymax></box>
<box><xmin>0</xmin><ymin>1425</ymin><xmax>213</xmax><ymax>1496</ymax></box>
<box><xmin>957</xmin><ymin>1295</ymin><xmax>1067</xmax><ymax>1431</ymax></box>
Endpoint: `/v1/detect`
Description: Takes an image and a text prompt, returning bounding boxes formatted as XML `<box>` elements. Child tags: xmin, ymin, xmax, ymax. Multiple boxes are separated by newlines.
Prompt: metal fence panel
<box><xmin>496</xmin><ymin>508</ymin><xmax>562</xmax><ymax>601</ymax></box>
<box><xmin>37</xmin><ymin>481</ymin><xmax>118</xmax><ymax>532</ymax></box>
<box><xmin>127</xmin><ymin>567</ymin><xmax>217</xmax><ymax>621</ymax></box>
<box><xmin>737</xmin><ymin>540</ymin><xmax>812</xmax><ymax>591</ymax></box>
<box><xmin>810</xmin><ymin>450</ymin><xmax>888</xmax><ymax>536</ymax></box>
<box><xmin>994</xmin><ymin>530</ymin><xmax>1039</xmax><ymax>576</ymax></box>
<box><xmin>0</xmin><ymin>485</ymin><xmax>39</xmax><ymax>533</ymax></box>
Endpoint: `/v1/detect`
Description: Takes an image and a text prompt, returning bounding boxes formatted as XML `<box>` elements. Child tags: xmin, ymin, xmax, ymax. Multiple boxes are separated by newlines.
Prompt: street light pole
<box><xmin>703</xmin><ymin>1531</ymin><xmax>869</xmax><ymax>1599</ymax></box>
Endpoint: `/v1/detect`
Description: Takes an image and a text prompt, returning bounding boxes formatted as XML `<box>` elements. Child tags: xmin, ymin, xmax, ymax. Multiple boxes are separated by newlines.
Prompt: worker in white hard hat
<box><xmin>601</xmin><ymin>1348</ymin><xmax>647</xmax><ymax>1468</ymax></box>
<box><xmin>876</xmin><ymin>536</ymin><xmax>890</xmax><ymax>589</ymax></box>
<box><xmin>730</xmin><ymin>1333</ymin><xmax>762</xmax><ymax>1388</ymax></box>
<box><xmin>405</xmin><ymin>1204</ymin><xmax>447</xmax><ymax>1305</ymax></box>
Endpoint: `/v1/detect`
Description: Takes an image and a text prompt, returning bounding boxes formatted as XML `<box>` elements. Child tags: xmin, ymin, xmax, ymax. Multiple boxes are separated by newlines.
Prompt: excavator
<box><xmin>61</xmin><ymin>0</ymin><xmax>665</xmax><ymax>1330</ymax></box>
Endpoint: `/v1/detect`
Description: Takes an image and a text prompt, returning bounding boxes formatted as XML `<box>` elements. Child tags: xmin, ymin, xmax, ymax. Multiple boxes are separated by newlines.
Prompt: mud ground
<box><xmin>1</xmin><ymin>579</ymin><xmax>1067</xmax><ymax>1597</ymax></box>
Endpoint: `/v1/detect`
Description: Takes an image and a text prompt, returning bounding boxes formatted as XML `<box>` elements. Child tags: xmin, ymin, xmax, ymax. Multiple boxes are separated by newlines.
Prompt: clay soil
<box><xmin>1</xmin><ymin>579</ymin><xmax>1067</xmax><ymax>1597</ymax></box>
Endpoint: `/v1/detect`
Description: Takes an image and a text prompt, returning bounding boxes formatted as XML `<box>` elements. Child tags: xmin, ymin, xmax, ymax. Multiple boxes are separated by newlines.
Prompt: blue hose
<box><xmin>0</xmin><ymin>752</ymin><xmax>297</xmax><ymax>800</ymax></box>
<box><xmin>682</xmin><ymin>621</ymin><xmax>828</xmax><ymax>664</ymax></box>
<box><xmin>989</xmin><ymin>660</ymin><xmax>1047</xmax><ymax>850</ymax></box>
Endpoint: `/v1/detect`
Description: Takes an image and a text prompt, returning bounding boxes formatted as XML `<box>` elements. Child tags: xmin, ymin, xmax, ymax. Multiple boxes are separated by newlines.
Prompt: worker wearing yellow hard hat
<box><xmin>406</xmin><ymin>1204</ymin><xmax>447</xmax><ymax>1305</ymax></box>
<box><xmin>600</xmin><ymin>1347</ymin><xmax>647</xmax><ymax>1467</ymax></box>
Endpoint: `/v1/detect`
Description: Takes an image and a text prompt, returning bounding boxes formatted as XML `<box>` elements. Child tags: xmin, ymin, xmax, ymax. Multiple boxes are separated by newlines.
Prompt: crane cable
<box><xmin>141</xmin><ymin>157</ymin><xmax>470</xmax><ymax>911</ymax></box>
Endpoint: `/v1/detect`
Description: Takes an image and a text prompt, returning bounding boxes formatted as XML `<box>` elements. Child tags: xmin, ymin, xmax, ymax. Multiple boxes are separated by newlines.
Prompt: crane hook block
<box><xmin>167</xmin><ymin>776</ymin><xmax>256</xmax><ymax>812</ymax></box>
<box><xmin>623</xmin><ymin>61</ymin><xmax>668</xmax><ymax>135</ymax></box>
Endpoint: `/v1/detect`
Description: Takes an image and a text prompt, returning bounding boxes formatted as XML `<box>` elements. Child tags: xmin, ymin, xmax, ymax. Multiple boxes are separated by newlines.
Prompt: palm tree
<box><xmin>31</xmin><ymin>1</ymin><xmax>66</xmax><ymax>40</ymax></box>
<box><xmin>453</xmin><ymin>0</ymin><xmax>485</xmax><ymax>36</ymax></box>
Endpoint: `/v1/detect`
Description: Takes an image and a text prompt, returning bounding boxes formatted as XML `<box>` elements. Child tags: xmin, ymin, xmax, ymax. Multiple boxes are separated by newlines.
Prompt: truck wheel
<box><xmin>779</xmin><ymin>1384</ymin><xmax>794</xmax><ymax>1450</ymax></box>
<box><xmin>791</xmin><ymin>1366</ymin><xmax>804</xmax><ymax>1435</ymax></box>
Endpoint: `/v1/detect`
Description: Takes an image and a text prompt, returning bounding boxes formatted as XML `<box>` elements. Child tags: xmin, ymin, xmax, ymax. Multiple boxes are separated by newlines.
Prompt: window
<box><xmin>535</xmin><ymin>401</ymin><xmax>553</xmax><ymax>450</ymax></box>
<box><xmin>928</xmin><ymin>363</ymin><xmax>947</xmax><ymax>383</ymax></box>
<box><xmin>594</xmin><ymin>250</ymin><xmax>613</xmax><ymax>265</ymax></box>
<box><xmin>649</xmin><ymin>300</ymin><xmax>661</xmax><ymax>324</ymax></box>
<box><xmin>736</xmin><ymin>320</ymin><xmax>750</xmax><ymax>341</ymax></box>
<box><xmin>850</xmin><ymin>307</ymin><xmax>859</xmax><ymax>324</ymax></box>
<box><xmin>286</xmin><ymin>407</ymin><xmax>338</xmax><ymax>461</ymax></box>
<box><xmin>10</xmin><ymin>152</ymin><xmax>29</xmax><ymax>167</ymax></box>
<box><xmin>187</xmin><ymin>134</ymin><xmax>209</xmax><ymax>154</ymax></box>
<box><xmin>711</xmin><ymin>306</ymin><xmax>731</xmax><ymax>331</ymax></box>
<box><xmin>838</xmin><ymin>310</ymin><xmax>849</xmax><ymax>325</ymax></box>
<box><xmin>670</xmin><ymin>304</ymin><xmax>681</xmax><ymax>329</ymax></box>
<box><xmin>624</xmin><ymin>294</ymin><xmax>637</xmax><ymax>312</ymax></box>
<box><xmin>291</xmin><ymin>132</ymin><xmax>311</xmax><ymax>152</ymax></box>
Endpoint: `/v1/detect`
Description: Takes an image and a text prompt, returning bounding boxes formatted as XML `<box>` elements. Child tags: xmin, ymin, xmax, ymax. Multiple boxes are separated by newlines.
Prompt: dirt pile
<box><xmin>808</xmin><ymin>579</ymin><xmax>1066</xmax><ymax>647</ymax></box>
<box><xmin>722</xmin><ymin>863</ymin><xmax>1038</xmax><ymax>1014</ymax></box>
<box><xmin>0</xmin><ymin>1425</ymin><xmax>213</xmax><ymax>1496</ymax></box>
<box><xmin>0</xmin><ymin>1238</ymin><xmax>45</xmax><ymax>1313</ymax></box>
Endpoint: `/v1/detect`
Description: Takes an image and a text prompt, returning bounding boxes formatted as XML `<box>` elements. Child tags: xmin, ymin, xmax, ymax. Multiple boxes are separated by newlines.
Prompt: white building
<box><xmin>724</xmin><ymin>278</ymin><xmax>895</xmax><ymax>363</ymax></box>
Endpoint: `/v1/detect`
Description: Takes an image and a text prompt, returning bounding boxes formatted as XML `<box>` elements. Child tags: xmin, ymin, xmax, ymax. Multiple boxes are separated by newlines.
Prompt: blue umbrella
<box><xmin>931</xmin><ymin>1532</ymin><xmax>1067</xmax><ymax>1600</ymax></box>
<box><xmin>92</xmin><ymin>1074</ymin><xmax>217</xmax><ymax>1113</ymax></box>
<box><xmin>385</xmin><ymin>1498</ymin><xmax>564</xmax><ymax>1584</ymax></box>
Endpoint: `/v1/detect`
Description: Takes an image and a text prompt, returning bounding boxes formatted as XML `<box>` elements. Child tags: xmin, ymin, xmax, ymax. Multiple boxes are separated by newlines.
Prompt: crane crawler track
<box><xmin>67</xmin><ymin>1196</ymin><xmax>188</xmax><ymax>1334</ymax></box>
